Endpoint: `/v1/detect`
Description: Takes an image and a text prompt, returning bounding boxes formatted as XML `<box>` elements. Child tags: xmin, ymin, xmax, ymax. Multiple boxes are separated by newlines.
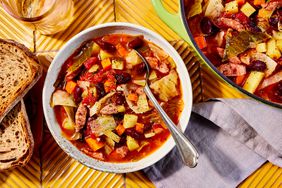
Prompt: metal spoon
<box><xmin>134</xmin><ymin>50</ymin><xmax>199</xmax><ymax>167</ymax></box>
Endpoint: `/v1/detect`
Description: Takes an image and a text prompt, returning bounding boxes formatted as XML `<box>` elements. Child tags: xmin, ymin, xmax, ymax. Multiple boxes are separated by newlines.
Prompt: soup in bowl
<box><xmin>43</xmin><ymin>23</ymin><xmax>193</xmax><ymax>172</ymax></box>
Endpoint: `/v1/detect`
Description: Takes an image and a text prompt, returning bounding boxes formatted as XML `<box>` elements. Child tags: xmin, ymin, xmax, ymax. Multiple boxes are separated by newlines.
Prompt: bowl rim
<box><xmin>179</xmin><ymin>0</ymin><xmax>282</xmax><ymax>109</ymax></box>
<box><xmin>42</xmin><ymin>22</ymin><xmax>193</xmax><ymax>173</ymax></box>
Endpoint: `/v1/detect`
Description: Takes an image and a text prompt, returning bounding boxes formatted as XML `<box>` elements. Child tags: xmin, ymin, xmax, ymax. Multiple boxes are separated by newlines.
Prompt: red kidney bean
<box><xmin>115</xmin><ymin>72</ymin><xmax>131</xmax><ymax>84</ymax></box>
<box><xmin>125</xmin><ymin>128</ymin><xmax>143</xmax><ymax>140</ymax></box>
<box><xmin>97</xmin><ymin>41</ymin><xmax>116</xmax><ymax>53</ymax></box>
<box><xmin>200</xmin><ymin>17</ymin><xmax>218</xmax><ymax>35</ymax></box>
<box><xmin>73</xmin><ymin>86</ymin><xmax>83</xmax><ymax>103</ymax></box>
<box><xmin>128</xmin><ymin>37</ymin><xmax>144</xmax><ymax>49</ymax></box>
<box><xmin>112</xmin><ymin>93</ymin><xmax>125</xmax><ymax>105</ymax></box>
<box><xmin>96</xmin><ymin>82</ymin><xmax>106</xmax><ymax>99</ymax></box>
<box><xmin>249</xmin><ymin>60</ymin><xmax>267</xmax><ymax>72</ymax></box>
<box><xmin>134</xmin><ymin>63</ymin><xmax>146</xmax><ymax>74</ymax></box>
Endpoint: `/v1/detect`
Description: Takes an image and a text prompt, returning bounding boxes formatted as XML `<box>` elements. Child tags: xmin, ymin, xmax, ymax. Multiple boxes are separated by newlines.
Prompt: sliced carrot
<box><xmin>135</xmin><ymin>123</ymin><xmax>144</xmax><ymax>133</ymax></box>
<box><xmin>116</xmin><ymin>124</ymin><xmax>125</xmax><ymax>136</ymax></box>
<box><xmin>85</xmin><ymin>137</ymin><xmax>105</xmax><ymax>151</ymax></box>
<box><xmin>235</xmin><ymin>75</ymin><xmax>246</xmax><ymax>85</ymax></box>
<box><xmin>253</xmin><ymin>0</ymin><xmax>265</xmax><ymax>6</ymax></box>
<box><xmin>116</xmin><ymin>43</ymin><xmax>128</xmax><ymax>57</ymax></box>
<box><xmin>101</xmin><ymin>58</ymin><xmax>112</xmax><ymax>69</ymax></box>
<box><xmin>236</xmin><ymin>0</ymin><xmax>245</xmax><ymax>6</ymax></box>
<box><xmin>127</xmin><ymin>93</ymin><xmax>138</xmax><ymax>102</ymax></box>
<box><xmin>65</xmin><ymin>81</ymin><xmax>77</xmax><ymax>94</ymax></box>
<box><xmin>194</xmin><ymin>36</ymin><xmax>207</xmax><ymax>50</ymax></box>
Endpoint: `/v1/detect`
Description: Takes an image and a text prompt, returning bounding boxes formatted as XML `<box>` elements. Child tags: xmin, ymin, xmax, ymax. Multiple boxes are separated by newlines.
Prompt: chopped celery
<box><xmin>62</xmin><ymin>118</ymin><xmax>75</xmax><ymax>131</ymax></box>
<box><xmin>92</xmin><ymin>42</ymin><xmax>100</xmax><ymax>55</ymax></box>
<box><xmin>105</xmin><ymin>137</ymin><xmax>115</xmax><ymax>148</ymax></box>
<box><xmin>67</xmin><ymin>41</ymin><xmax>93</xmax><ymax>75</ymax></box>
<box><xmin>266</xmin><ymin>39</ymin><xmax>281</xmax><ymax>59</ymax></box>
<box><xmin>136</xmin><ymin>94</ymin><xmax>150</xmax><ymax>112</ymax></box>
<box><xmin>123</xmin><ymin>114</ymin><xmax>138</xmax><ymax>128</ymax></box>
<box><xmin>104</xmin><ymin>144</ymin><xmax>113</xmax><ymax>155</ymax></box>
<box><xmin>126</xmin><ymin>136</ymin><xmax>139</xmax><ymax>151</ymax></box>
<box><xmin>88</xmin><ymin>64</ymin><xmax>100</xmax><ymax>73</ymax></box>
<box><xmin>149</xmin><ymin>70</ymin><xmax>157</xmax><ymax>80</ymax></box>
<box><xmin>117</xmin><ymin>105</ymin><xmax>126</xmax><ymax>113</ymax></box>
<box><xmin>240</xmin><ymin>2</ymin><xmax>256</xmax><ymax>17</ymax></box>
<box><xmin>104</xmin><ymin>130</ymin><xmax>121</xmax><ymax>143</ymax></box>
<box><xmin>132</xmin><ymin>80</ymin><xmax>146</xmax><ymax>86</ymax></box>
<box><xmin>112</xmin><ymin>59</ymin><xmax>124</xmax><ymax>70</ymax></box>
<box><xmin>225</xmin><ymin>1</ymin><xmax>238</xmax><ymax>14</ymax></box>
<box><xmin>243</xmin><ymin>71</ymin><xmax>265</xmax><ymax>93</ymax></box>
<box><xmin>273</xmin><ymin>31</ymin><xmax>282</xmax><ymax>40</ymax></box>
<box><xmin>99</xmin><ymin>50</ymin><xmax>113</xmax><ymax>60</ymax></box>
<box><xmin>144</xmin><ymin>132</ymin><xmax>156</xmax><ymax>138</ymax></box>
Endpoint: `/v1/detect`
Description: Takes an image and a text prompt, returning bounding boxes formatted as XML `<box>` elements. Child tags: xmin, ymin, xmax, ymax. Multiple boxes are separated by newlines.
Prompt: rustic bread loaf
<box><xmin>0</xmin><ymin>100</ymin><xmax>34</xmax><ymax>170</ymax></box>
<box><xmin>0</xmin><ymin>39</ymin><xmax>42</xmax><ymax>122</ymax></box>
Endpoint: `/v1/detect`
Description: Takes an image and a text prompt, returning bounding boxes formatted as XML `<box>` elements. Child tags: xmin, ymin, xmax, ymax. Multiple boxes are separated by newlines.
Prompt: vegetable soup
<box><xmin>185</xmin><ymin>0</ymin><xmax>282</xmax><ymax>104</ymax></box>
<box><xmin>51</xmin><ymin>34</ymin><xmax>183</xmax><ymax>162</ymax></box>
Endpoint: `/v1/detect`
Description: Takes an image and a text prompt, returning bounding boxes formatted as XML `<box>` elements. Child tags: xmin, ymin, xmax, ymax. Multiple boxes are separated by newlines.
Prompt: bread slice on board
<box><xmin>0</xmin><ymin>39</ymin><xmax>42</xmax><ymax>122</ymax></box>
<box><xmin>0</xmin><ymin>100</ymin><xmax>34</xmax><ymax>170</ymax></box>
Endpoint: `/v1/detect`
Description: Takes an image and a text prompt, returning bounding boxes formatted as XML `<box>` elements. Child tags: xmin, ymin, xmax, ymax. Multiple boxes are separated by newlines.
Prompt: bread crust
<box><xmin>0</xmin><ymin>100</ymin><xmax>34</xmax><ymax>171</ymax></box>
<box><xmin>0</xmin><ymin>39</ymin><xmax>43</xmax><ymax>122</ymax></box>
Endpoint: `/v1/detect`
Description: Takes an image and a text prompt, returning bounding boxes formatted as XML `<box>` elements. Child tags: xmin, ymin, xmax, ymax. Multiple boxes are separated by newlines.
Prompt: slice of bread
<box><xmin>0</xmin><ymin>100</ymin><xmax>34</xmax><ymax>170</ymax></box>
<box><xmin>0</xmin><ymin>39</ymin><xmax>42</xmax><ymax>122</ymax></box>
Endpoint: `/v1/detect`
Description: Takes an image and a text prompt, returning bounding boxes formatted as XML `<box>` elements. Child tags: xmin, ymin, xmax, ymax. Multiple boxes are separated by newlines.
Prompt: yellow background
<box><xmin>0</xmin><ymin>0</ymin><xmax>281</xmax><ymax>187</ymax></box>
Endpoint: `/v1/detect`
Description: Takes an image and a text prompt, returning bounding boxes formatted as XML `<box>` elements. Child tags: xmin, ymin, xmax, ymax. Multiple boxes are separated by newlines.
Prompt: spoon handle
<box><xmin>144</xmin><ymin>85</ymin><xmax>199</xmax><ymax>167</ymax></box>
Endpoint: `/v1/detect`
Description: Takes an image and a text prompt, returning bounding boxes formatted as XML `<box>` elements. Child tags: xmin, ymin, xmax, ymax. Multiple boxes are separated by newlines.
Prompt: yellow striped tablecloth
<box><xmin>0</xmin><ymin>0</ymin><xmax>281</xmax><ymax>187</ymax></box>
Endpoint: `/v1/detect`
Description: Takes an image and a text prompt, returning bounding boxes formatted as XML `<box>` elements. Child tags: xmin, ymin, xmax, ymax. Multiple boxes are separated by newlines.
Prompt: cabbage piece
<box><xmin>66</xmin><ymin>41</ymin><xmax>93</xmax><ymax>76</ymax></box>
<box><xmin>188</xmin><ymin>0</ymin><xmax>203</xmax><ymax>18</ymax></box>
<box><xmin>122</xmin><ymin>85</ymin><xmax>150</xmax><ymax>114</ymax></box>
<box><xmin>148</xmin><ymin>43</ymin><xmax>168</xmax><ymax>61</ymax></box>
<box><xmin>90</xmin><ymin>115</ymin><xmax>117</xmax><ymax>136</ymax></box>
<box><xmin>150</xmin><ymin>70</ymin><xmax>179</xmax><ymax>102</ymax></box>
<box><xmin>89</xmin><ymin>91</ymin><xmax>116</xmax><ymax>116</ymax></box>
<box><xmin>259</xmin><ymin>71</ymin><xmax>282</xmax><ymax>90</ymax></box>
<box><xmin>51</xmin><ymin>90</ymin><xmax>77</xmax><ymax>107</ymax></box>
<box><xmin>204</xmin><ymin>0</ymin><xmax>224</xmax><ymax>19</ymax></box>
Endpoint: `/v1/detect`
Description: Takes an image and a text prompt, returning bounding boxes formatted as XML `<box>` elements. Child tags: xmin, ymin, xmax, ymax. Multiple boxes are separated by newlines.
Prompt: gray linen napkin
<box><xmin>144</xmin><ymin>99</ymin><xmax>282</xmax><ymax>188</ymax></box>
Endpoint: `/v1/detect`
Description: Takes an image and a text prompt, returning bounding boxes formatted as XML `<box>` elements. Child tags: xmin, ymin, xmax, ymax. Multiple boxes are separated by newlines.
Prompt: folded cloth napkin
<box><xmin>144</xmin><ymin>99</ymin><xmax>282</xmax><ymax>188</ymax></box>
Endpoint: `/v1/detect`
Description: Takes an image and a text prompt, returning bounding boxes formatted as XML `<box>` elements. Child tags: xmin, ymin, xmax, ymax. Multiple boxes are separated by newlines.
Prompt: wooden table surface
<box><xmin>0</xmin><ymin>0</ymin><xmax>281</xmax><ymax>187</ymax></box>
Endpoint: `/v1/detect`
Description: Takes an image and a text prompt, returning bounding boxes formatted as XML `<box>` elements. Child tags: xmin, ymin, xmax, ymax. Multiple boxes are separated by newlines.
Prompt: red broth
<box><xmin>52</xmin><ymin>34</ymin><xmax>183</xmax><ymax>162</ymax></box>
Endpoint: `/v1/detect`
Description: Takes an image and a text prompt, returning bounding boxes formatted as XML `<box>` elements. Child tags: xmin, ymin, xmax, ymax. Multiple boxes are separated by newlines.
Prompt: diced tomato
<box><xmin>82</xmin><ymin>93</ymin><xmax>96</xmax><ymax>106</ymax></box>
<box><xmin>253</xmin><ymin>0</ymin><xmax>265</xmax><ymax>6</ymax></box>
<box><xmin>80</xmin><ymin>70</ymin><xmax>105</xmax><ymax>83</ymax></box>
<box><xmin>235</xmin><ymin>12</ymin><xmax>249</xmax><ymax>24</ymax></box>
<box><xmin>236</xmin><ymin>0</ymin><xmax>245</xmax><ymax>6</ymax></box>
<box><xmin>84</xmin><ymin>57</ymin><xmax>98</xmax><ymax>69</ymax></box>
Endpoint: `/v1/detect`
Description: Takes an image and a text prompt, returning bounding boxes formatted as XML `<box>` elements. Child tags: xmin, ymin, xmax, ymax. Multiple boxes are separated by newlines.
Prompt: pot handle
<box><xmin>151</xmin><ymin>0</ymin><xmax>192</xmax><ymax>45</ymax></box>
